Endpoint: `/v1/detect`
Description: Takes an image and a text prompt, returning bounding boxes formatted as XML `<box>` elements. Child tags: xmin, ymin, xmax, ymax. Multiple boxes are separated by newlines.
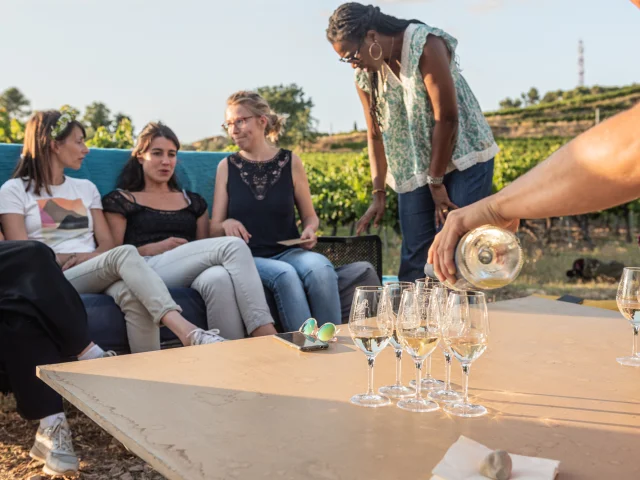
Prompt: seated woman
<box><xmin>102</xmin><ymin>122</ymin><xmax>277</xmax><ymax>339</ymax></box>
<box><xmin>0</xmin><ymin>110</ymin><xmax>223</xmax><ymax>352</ymax></box>
<box><xmin>210</xmin><ymin>91</ymin><xmax>341</xmax><ymax>332</ymax></box>
<box><xmin>0</xmin><ymin>236</ymin><xmax>113</xmax><ymax>477</ymax></box>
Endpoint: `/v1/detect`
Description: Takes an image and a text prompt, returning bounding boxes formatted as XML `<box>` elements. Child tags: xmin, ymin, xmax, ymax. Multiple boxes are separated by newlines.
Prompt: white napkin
<box><xmin>431</xmin><ymin>436</ymin><xmax>559</xmax><ymax>480</ymax></box>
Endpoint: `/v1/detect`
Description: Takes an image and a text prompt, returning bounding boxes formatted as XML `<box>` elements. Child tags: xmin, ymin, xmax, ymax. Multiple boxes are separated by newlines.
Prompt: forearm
<box><xmin>429</xmin><ymin>120</ymin><xmax>458</xmax><ymax>178</ymax></box>
<box><xmin>209</xmin><ymin>222</ymin><xmax>226</xmax><ymax>237</ymax></box>
<box><xmin>491</xmin><ymin>104</ymin><xmax>640</xmax><ymax>221</ymax></box>
<box><xmin>368</xmin><ymin>134</ymin><xmax>388</xmax><ymax>191</ymax></box>
<box><xmin>137</xmin><ymin>243</ymin><xmax>159</xmax><ymax>256</ymax></box>
<box><xmin>301</xmin><ymin>215</ymin><xmax>320</xmax><ymax>232</ymax></box>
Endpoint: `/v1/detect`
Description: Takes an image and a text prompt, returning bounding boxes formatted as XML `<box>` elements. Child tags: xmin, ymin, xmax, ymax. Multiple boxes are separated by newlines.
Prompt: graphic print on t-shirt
<box><xmin>37</xmin><ymin>198</ymin><xmax>89</xmax><ymax>244</ymax></box>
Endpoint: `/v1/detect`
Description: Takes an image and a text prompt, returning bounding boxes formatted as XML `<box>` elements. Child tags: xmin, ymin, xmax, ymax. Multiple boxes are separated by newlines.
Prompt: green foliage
<box><xmin>256</xmin><ymin>84</ymin><xmax>317</xmax><ymax>149</ymax></box>
<box><xmin>0</xmin><ymin>107</ymin><xmax>25</xmax><ymax>143</ymax></box>
<box><xmin>86</xmin><ymin>118</ymin><xmax>134</xmax><ymax>149</ymax></box>
<box><xmin>0</xmin><ymin>87</ymin><xmax>31</xmax><ymax>120</ymax></box>
<box><xmin>303</xmin><ymin>150</ymin><xmax>399</xmax><ymax>233</ymax></box>
<box><xmin>83</xmin><ymin>102</ymin><xmax>112</xmax><ymax>132</ymax></box>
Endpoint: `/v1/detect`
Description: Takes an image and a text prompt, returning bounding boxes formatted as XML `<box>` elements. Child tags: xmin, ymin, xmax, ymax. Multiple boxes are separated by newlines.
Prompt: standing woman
<box><xmin>327</xmin><ymin>2</ymin><xmax>498</xmax><ymax>281</ymax></box>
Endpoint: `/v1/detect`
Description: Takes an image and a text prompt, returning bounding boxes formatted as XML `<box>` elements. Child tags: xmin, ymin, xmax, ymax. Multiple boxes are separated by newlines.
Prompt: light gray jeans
<box><xmin>144</xmin><ymin>237</ymin><xmax>275</xmax><ymax>340</ymax></box>
<box><xmin>63</xmin><ymin>245</ymin><xmax>183</xmax><ymax>353</ymax></box>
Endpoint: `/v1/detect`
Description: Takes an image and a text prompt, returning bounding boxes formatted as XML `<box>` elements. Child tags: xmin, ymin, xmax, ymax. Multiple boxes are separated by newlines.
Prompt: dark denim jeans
<box><xmin>397</xmin><ymin>159</ymin><xmax>495</xmax><ymax>282</ymax></box>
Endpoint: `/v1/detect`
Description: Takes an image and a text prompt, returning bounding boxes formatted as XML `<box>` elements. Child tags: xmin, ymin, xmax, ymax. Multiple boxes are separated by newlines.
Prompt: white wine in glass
<box><xmin>616</xmin><ymin>267</ymin><xmax>640</xmax><ymax>367</ymax></box>
<box><xmin>397</xmin><ymin>289</ymin><xmax>440</xmax><ymax>413</ymax></box>
<box><xmin>443</xmin><ymin>291</ymin><xmax>490</xmax><ymax>418</ymax></box>
<box><xmin>429</xmin><ymin>284</ymin><xmax>463</xmax><ymax>404</ymax></box>
<box><xmin>378</xmin><ymin>282</ymin><xmax>416</xmax><ymax>399</ymax></box>
<box><xmin>349</xmin><ymin>287</ymin><xmax>393</xmax><ymax>407</ymax></box>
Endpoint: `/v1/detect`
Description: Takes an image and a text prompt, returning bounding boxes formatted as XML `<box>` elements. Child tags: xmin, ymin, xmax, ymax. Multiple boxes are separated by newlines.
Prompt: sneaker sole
<box><xmin>42</xmin><ymin>462</ymin><xmax>79</xmax><ymax>477</ymax></box>
<box><xmin>29</xmin><ymin>445</ymin><xmax>46</xmax><ymax>463</ymax></box>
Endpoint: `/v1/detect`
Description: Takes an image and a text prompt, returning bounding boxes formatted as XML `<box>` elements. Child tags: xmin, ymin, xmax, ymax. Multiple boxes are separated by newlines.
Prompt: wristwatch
<box><xmin>426</xmin><ymin>174</ymin><xmax>444</xmax><ymax>185</ymax></box>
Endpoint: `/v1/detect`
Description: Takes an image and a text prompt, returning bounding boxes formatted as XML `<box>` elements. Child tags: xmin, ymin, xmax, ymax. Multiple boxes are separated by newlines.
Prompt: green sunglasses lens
<box><xmin>317</xmin><ymin>323</ymin><xmax>336</xmax><ymax>342</ymax></box>
<box><xmin>300</xmin><ymin>318</ymin><xmax>317</xmax><ymax>335</ymax></box>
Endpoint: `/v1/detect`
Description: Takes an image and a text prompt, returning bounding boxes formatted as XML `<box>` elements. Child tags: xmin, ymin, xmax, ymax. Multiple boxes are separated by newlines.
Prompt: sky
<box><xmin>1</xmin><ymin>0</ymin><xmax>639</xmax><ymax>143</ymax></box>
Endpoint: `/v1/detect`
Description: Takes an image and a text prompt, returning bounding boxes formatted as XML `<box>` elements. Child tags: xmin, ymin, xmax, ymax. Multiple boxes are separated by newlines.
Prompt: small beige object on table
<box><xmin>38</xmin><ymin>297</ymin><xmax>640</xmax><ymax>480</ymax></box>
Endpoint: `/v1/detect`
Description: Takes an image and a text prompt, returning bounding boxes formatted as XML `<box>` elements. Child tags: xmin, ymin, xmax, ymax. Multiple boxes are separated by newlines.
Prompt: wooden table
<box><xmin>38</xmin><ymin>297</ymin><xmax>640</xmax><ymax>480</ymax></box>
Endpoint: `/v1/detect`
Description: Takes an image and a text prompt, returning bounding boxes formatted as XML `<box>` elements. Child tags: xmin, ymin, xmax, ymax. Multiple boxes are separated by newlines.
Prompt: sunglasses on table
<box><xmin>299</xmin><ymin>318</ymin><xmax>339</xmax><ymax>343</ymax></box>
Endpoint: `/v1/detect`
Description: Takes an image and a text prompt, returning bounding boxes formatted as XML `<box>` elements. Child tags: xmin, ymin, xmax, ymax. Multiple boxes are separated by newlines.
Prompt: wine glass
<box><xmin>410</xmin><ymin>279</ymin><xmax>445</xmax><ymax>391</ymax></box>
<box><xmin>415</xmin><ymin>277</ymin><xmax>440</xmax><ymax>296</ymax></box>
<box><xmin>348</xmin><ymin>286</ymin><xmax>393</xmax><ymax>407</ymax></box>
<box><xmin>378</xmin><ymin>282</ymin><xmax>416</xmax><ymax>398</ymax></box>
<box><xmin>443</xmin><ymin>291</ymin><xmax>489</xmax><ymax>417</ymax></box>
<box><xmin>429</xmin><ymin>284</ymin><xmax>463</xmax><ymax>403</ymax></box>
<box><xmin>616</xmin><ymin>268</ymin><xmax>640</xmax><ymax>367</ymax></box>
<box><xmin>396</xmin><ymin>289</ymin><xmax>440</xmax><ymax>413</ymax></box>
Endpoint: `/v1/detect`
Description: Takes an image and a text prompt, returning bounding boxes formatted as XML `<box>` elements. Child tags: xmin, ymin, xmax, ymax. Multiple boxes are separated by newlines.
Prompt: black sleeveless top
<box><xmin>227</xmin><ymin>149</ymin><xmax>300</xmax><ymax>258</ymax></box>
<box><xmin>102</xmin><ymin>189</ymin><xmax>208</xmax><ymax>248</ymax></box>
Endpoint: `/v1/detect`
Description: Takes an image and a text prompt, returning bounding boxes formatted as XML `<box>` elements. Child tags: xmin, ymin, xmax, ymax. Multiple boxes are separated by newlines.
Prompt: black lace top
<box><xmin>102</xmin><ymin>189</ymin><xmax>208</xmax><ymax>248</ymax></box>
<box><xmin>227</xmin><ymin>149</ymin><xmax>300</xmax><ymax>258</ymax></box>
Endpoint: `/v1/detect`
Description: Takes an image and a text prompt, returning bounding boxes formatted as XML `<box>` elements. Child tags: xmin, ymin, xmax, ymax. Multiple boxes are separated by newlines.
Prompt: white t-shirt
<box><xmin>0</xmin><ymin>177</ymin><xmax>102</xmax><ymax>253</ymax></box>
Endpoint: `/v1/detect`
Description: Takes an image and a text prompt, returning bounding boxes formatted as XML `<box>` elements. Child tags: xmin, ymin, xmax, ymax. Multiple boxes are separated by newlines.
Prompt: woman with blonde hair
<box><xmin>211</xmin><ymin>91</ymin><xmax>341</xmax><ymax>332</ymax></box>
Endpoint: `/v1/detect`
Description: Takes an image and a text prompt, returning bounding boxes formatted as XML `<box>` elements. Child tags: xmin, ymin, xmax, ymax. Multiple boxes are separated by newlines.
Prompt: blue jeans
<box><xmin>254</xmin><ymin>248</ymin><xmax>341</xmax><ymax>332</ymax></box>
<box><xmin>397</xmin><ymin>159</ymin><xmax>495</xmax><ymax>282</ymax></box>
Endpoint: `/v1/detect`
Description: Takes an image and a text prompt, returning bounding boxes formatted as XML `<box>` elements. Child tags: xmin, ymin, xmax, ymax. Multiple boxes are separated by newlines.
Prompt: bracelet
<box><xmin>372</xmin><ymin>188</ymin><xmax>386</xmax><ymax>196</ymax></box>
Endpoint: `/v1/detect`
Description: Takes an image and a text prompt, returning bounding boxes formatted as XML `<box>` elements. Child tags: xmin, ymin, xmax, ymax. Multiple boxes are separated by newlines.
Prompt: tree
<box><xmin>255</xmin><ymin>84</ymin><xmax>317</xmax><ymax>149</ymax></box>
<box><xmin>353</xmin><ymin>121</ymin><xmax>358</xmax><ymax>132</ymax></box>
<box><xmin>520</xmin><ymin>92</ymin><xmax>532</xmax><ymax>107</ymax></box>
<box><xmin>527</xmin><ymin>87</ymin><xmax>540</xmax><ymax>105</ymax></box>
<box><xmin>512</xmin><ymin>99</ymin><xmax>522</xmax><ymax>108</ymax></box>
<box><xmin>499</xmin><ymin>98</ymin><xmax>515</xmax><ymax>109</ymax></box>
<box><xmin>541</xmin><ymin>91</ymin><xmax>559</xmax><ymax>104</ymax></box>
<box><xmin>86</xmin><ymin>117</ymin><xmax>134</xmax><ymax>149</ymax></box>
<box><xmin>113</xmin><ymin>112</ymin><xmax>133</xmax><ymax>132</ymax></box>
<box><xmin>0</xmin><ymin>87</ymin><xmax>31</xmax><ymax>120</ymax></box>
<box><xmin>83</xmin><ymin>102</ymin><xmax>112</xmax><ymax>131</ymax></box>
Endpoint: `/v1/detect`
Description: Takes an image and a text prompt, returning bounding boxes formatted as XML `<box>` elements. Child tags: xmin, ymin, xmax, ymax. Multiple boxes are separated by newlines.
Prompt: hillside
<box><xmin>187</xmin><ymin>84</ymin><xmax>640</xmax><ymax>150</ymax></box>
<box><xmin>486</xmin><ymin>84</ymin><xmax>640</xmax><ymax>138</ymax></box>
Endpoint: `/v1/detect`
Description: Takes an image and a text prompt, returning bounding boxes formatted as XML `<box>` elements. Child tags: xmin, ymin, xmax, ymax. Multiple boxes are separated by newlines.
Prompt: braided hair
<box><xmin>327</xmin><ymin>3</ymin><xmax>424</xmax><ymax>129</ymax></box>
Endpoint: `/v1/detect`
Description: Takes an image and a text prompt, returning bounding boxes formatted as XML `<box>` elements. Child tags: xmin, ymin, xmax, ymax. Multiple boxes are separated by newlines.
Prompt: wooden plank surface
<box><xmin>38</xmin><ymin>297</ymin><xmax>640</xmax><ymax>480</ymax></box>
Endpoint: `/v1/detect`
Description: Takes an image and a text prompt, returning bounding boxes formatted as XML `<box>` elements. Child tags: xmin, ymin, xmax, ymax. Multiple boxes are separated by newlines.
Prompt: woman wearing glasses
<box><xmin>327</xmin><ymin>2</ymin><xmax>497</xmax><ymax>282</ymax></box>
<box><xmin>210</xmin><ymin>91</ymin><xmax>341</xmax><ymax>332</ymax></box>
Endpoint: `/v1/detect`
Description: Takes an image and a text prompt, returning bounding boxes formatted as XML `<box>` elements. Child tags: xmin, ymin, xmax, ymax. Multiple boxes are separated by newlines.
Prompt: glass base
<box><xmin>397</xmin><ymin>398</ymin><xmax>439</xmax><ymax>413</ymax></box>
<box><xmin>350</xmin><ymin>393</ymin><xmax>391</xmax><ymax>408</ymax></box>
<box><xmin>410</xmin><ymin>377</ymin><xmax>444</xmax><ymax>391</ymax></box>
<box><xmin>429</xmin><ymin>388</ymin><xmax>463</xmax><ymax>403</ymax></box>
<box><xmin>617</xmin><ymin>356</ymin><xmax>640</xmax><ymax>367</ymax></box>
<box><xmin>444</xmin><ymin>401</ymin><xmax>487</xmax><ymax>418</ymax></box>
<box><xmin>379</xmin><ymin>384</ymin><xmax>415</xmax><ymax>398</ymax></box>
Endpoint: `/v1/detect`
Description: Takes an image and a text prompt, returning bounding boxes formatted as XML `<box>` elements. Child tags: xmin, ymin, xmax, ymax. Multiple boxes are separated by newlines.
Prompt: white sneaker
<box><xmin>187</xmin><ymin>328</ymin><xmax>226</xmax><ymax>346</ymax></box>
<box><xmin>101</xmin><ymin>350</ymin><xmax>117</xmax><ymax>358</ymax></box>
<box><xmin>30</xmin><ymin>417</ymin><xmax>79</xmax><ymax>476</ymax></box>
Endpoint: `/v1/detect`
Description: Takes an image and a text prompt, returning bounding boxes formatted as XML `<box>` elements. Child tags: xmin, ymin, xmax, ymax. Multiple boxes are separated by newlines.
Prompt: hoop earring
<box><xmin>369</xmin><ymin>41</ymin><xmax>383</xmax><ymax>61</ymax></box>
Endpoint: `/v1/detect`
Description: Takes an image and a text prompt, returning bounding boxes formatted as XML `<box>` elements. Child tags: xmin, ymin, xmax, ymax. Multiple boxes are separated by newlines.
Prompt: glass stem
<box><xmin>415</xmin><ymin>360</ymin><xmax>423</xmax><ymax>400</ymax></box>
<box><xmin>425</xmin><ymin>355</ymin><xmax>433</xmax><ymax>380</ymax></box>
<box><xmin>444</xmin><ymin>351</ymin><xmax>452</xmax><ymax>390</ymax></box>
<box><xmin>394</xmin><ymin>349</ymin><xmax>402</xmax><ymax>386</ymax></box>
<box><xmin>633</xmin><ymin>325</ymin><xmax>639</xmax><ymax>357</ymax></box>
<box><xmin>366</xmin><ymin>356</ymin><xmax>375</xmax><ymax>396</ymax></box>
<box><xmin>461</xmin><ymin>364</ymin><xmax>471</xmax><ymax>405</ymax></box>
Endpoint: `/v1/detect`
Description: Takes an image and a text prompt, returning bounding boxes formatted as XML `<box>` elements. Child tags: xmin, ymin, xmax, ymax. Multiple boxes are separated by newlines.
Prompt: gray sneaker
<box><xmin>187</xmin><ymin>328</ymin><xmax>226</xmax><ymax>346</ymax></box>
<box><xmin>30</xmin><ymin>417</ymin><xmax>79</xmax><ymax>476</ymax></box>
<box><xmin>101</xmin><ymin>350</ymin><xmax>117</xmax><ymax>358</ymax></box>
